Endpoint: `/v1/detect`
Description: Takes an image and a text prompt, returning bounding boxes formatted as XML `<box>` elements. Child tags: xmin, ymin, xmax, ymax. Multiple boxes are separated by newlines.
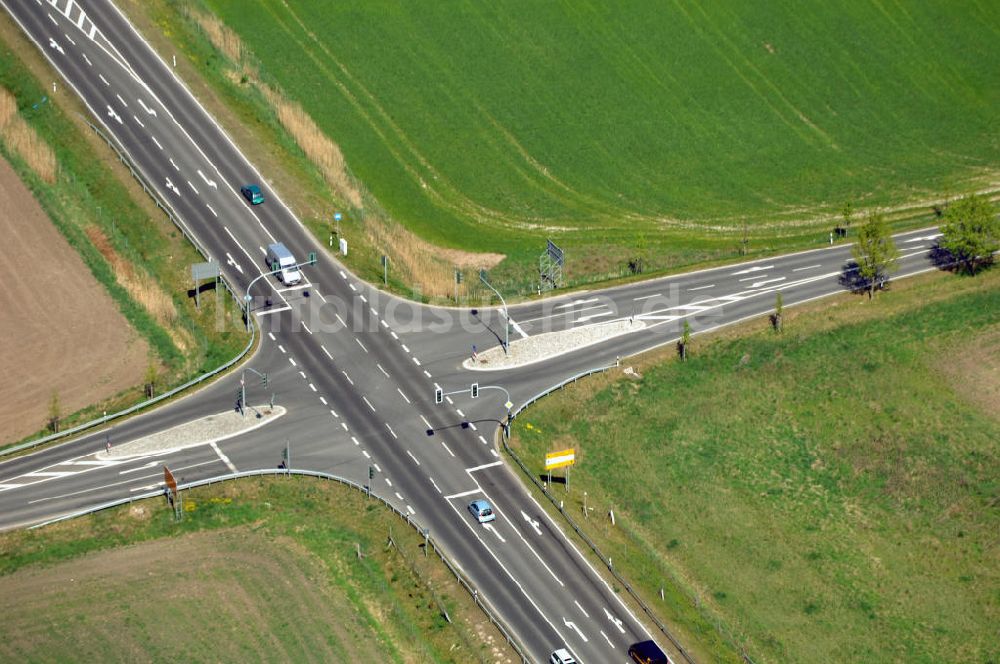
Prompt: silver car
<box><xmin>468</xmin><ymin>499</ymin><xmax>496</xmax><ymax>523</ymax></box>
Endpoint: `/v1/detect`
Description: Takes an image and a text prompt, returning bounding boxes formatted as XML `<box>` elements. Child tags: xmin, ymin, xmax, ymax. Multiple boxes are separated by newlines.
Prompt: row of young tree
<box><xmin>851</xmin><ymin>193</ymin><xmax>999</xmax><ymax>298</ymax></box>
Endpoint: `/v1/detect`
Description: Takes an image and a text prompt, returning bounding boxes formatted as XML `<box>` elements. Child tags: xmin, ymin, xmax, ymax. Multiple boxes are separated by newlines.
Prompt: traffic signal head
<box><xmin>368</xmin><ymin>465</ymin><xmax>375</xmax><ymax>480</ymax></box>
<box><xmin>471</xmin><ymin>383</ymin><xmax>479</xmax><ymax>398</ymax></box>
<box><xmin>308</xmin><ymin>251</ymin><xmax>317</xmax><ymax>265</ymax></box>
<box><xmin>435</xmin><ymin>387</ymin><xmax>443</xmax><ymax>404</ymax></box>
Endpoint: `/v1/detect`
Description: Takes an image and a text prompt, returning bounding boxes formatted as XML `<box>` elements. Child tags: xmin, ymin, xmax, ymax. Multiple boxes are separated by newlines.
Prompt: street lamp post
<box><xmin>479</xmin><ymin>271</ymin><xmax>509</xmax><ymax>355</ymax></box>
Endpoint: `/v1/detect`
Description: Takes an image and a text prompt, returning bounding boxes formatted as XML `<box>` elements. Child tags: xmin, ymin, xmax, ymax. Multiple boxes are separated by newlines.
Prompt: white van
<box><xmin>265</xmin><ymin>242</ymin><xmax>302</xmax><ymax>285</ymax></box>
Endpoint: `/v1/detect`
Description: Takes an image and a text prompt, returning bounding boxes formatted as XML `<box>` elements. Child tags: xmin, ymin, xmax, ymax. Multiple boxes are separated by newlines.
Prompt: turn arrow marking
<box><xmin>520</xmin><ymin>510</ymin><xmax>542</xmax><ymax>535</ymax></box>
<box><xmin>603</xmin><ymin>607</ymin><xmax>626</xmax><ymax>634</ymax></box>
<box><xmin>563</xmin><ymin>618</ymin><xmax>589</xmax><ymax>642</ymax></box>
<box><xmin>197</xmin><ymin>169</ymin><xmax>218</xmax><ymax>189</ymax></box>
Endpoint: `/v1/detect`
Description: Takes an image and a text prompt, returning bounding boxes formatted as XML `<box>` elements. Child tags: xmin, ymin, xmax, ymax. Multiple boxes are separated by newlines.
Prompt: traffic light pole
<box><xmin>478</xmin><ymin>271</ymin><xmax>509</xmax><ymax>355</ymax></box>
<box><xmin>434</xmin><ymin>384</ymin><xmax>513</xmax><ymax>437</ymax></box>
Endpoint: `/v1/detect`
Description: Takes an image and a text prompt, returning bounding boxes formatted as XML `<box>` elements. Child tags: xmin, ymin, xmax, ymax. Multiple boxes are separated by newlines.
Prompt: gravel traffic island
<box><xmin>463</xmin><ymin>319</ymin><xmax>645</xmax><ymax>371</ymax></box>
<box><xmin>99</xmin><ymin>405</ymin><xmax>286</xmax><ymax>459</ymax></box>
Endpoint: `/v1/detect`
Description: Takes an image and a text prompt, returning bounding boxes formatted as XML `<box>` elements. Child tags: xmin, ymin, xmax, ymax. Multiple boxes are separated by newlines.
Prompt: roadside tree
<box><xmin>851</xmin><ymin>210</ymin><xmax>899</xmax><ymax>298</ymax></box>
<box><xmin>940</xmin><ymin>193</ymin><xmax>999</xmax><ymax>274</ymax></box>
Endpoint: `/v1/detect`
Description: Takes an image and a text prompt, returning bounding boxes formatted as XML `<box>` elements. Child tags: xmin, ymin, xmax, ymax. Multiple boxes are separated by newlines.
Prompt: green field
<box><xmin>510</xmin><ymin>270</ymin><xmax>1000</xmax><ymax>663</ymax></box>
<box><xmin>0</xmin><ymin>478</ymin><xmax>513</xmax><ymax>662</ymax></box>
<box><xmin>198</xmin><ymin>0</ymin><xmax>999</xmax><ymax>283</ymax></box>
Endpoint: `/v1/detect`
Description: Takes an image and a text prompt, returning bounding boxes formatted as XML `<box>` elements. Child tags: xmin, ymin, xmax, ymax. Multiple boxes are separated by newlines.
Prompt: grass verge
<box><xmin>0</xmin><ymin>477</ymin><xmax>516</xmax><ymax>663</ymax></box>
<box><xmin>508</xmin><ymin>268</ymin><xmax>1000</xmax><ymax>663</ymax></box>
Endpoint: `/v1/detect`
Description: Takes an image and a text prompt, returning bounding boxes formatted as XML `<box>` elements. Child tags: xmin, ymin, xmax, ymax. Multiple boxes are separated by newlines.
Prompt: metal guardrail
<box><xmin>0</xmin><ymin>121</ymin><xmax>255</xmax><ymax>458</ymax></box>
<box><xmin>30</xmin><ymin>468</ymin><xmax>531</xmax><ymax>663</ymax></box>
<box><xmin>504</xmin><ymin>362</ymin><xmax>699</xmax><ymax>664</ymax></box>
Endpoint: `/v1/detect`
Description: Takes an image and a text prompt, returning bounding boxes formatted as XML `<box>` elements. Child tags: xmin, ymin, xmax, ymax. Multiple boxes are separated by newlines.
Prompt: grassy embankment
<box><xmin>0</xmin><ymin>477</ymin><xmax>515</xmax><ymax>662</ymax></box>
<box><xmin>0</xmin><ymin>15</ymin><xmax>246</xmax><ymax>446</ymax></box>
<box><xmin>509</xmin><ymin>269</ymin><xmax>1000</xmax><ymax>663</ymax></box>
<box><xmin>151</xmin><ymin>0</ymin><xmax>999</xmax><ymax>298</ymax></box>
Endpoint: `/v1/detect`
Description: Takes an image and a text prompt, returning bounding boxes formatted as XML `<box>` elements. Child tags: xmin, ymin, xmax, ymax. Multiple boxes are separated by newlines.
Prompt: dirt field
<box><xmin>0</xmin><ymin>527</ymin><xmax>391</xmax><ymax>662</ymax></box>
<box><xmin>0</xmin><ymin>156</ymin><xmax>147</xmax><ymax>444</ymax></box>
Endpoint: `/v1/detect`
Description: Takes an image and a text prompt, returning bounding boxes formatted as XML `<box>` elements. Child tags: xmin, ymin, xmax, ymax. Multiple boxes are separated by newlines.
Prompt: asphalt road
<box><xmin>0</xmin><ymin>1</ymin><xmax>953</xmax><ymax>662</ymax></box>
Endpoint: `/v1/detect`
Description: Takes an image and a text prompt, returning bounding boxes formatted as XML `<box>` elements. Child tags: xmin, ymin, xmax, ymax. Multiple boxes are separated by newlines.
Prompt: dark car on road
<box><xmin>240</xmin><ymin>184</ymin><xmax>264</xmax><ymax>205</ymax></box>
<box><xmin>628</xmin><ymin>640</ymin><xmax>669</xmax><ymax>664</ymax></box>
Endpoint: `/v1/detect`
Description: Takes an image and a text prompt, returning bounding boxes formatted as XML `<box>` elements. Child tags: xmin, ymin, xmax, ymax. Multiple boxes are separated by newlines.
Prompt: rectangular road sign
<box><xmin>544</xmin><ymin>448</ymin><xmax>575</xmax><ymax>470</ymax></box>
<box><xmin>163</xmin><ymin>466</ymin><xmax>178</xmax><ymax>495</ymax></box>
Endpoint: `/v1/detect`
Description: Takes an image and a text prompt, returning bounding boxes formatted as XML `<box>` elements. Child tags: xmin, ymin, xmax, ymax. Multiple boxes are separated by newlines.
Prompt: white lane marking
<box><xmin>150</xmin><ymin>135</ymin><xmax>162</xmax><ymax>150</ymax></box>
<box><xmin>118</xmin><ymin>461</ymin><xmax>157</xmax><ymax>475</ymax></box>
<box><xmin>0</xmin><ymin>484</ymin><xmax>24</xmax><ymax>490</ymax></box>
<box><xmin>341</xmin><ymin>422</ymin><xmax>348</xmax><ymax>431</ymax></box>
<box><xmin>362</xmin><ymin>396</ymin><xmax>376</xmax><ymax>412</ymax></box>
<box><xmin>98</xmin><ymin>73</ymin><xmax>109</xmax><ymax>86</ymax></box>
<box><xmin>137</xmin><ymin>98</ymin><xmax>157</xmax><ymax>116</ymax></box>
<box><xmin>385</xmin><ymin>423</ymin><xmax>397</xmax><ymax>439</ymax></box>
<box><xmin>563</xmin><ymin>618</ymin><xmax>588</xmax><ymax>642</ymax></box>
<box><xmin>455</xmin><ymin>409</ymin><xmax>465</xmax><ymax>418</ymax></box>
<box><xmin>688</xmin><ymin>283</ymin><xmax>715</xmax><ymax>291</ymax></box>
<box><xmin>373</xmin><ymin>464</ymin><xmax>381</xmax><ymax>472</ymax></box>
<box><xmin>349</xmin><ymin>283</ymin><xmax>357</xmax><ymax>291</ymax></box>
<box><xmin>384</xmin><ymin>477</ymin><xmax>392</xmax><ymax>487</ymax></box>
<box><xmin>362</xmin><ymin>450</ymin><xmax>370</xmax><ymax>459</ymax></box>
<box><xmin>420</xmin><ymin>415</ymin><xmax>433</xmax><ymax>429</ymax></box>
<box><xmin>490</xmin><ymin>449</ymin><xmax>499</xmax><ymax>458</ymax></box>
<box><xmin>574</xmin><ymin>600</ymin><xmax>590</xmax><ymax>618</ymax></box>
<box><xmin>131</xmin><ymin>483</ymin><xmax>162</xmax><ymax>492</ymax></box>
<box><xmin>197</xmin><ymin>169</ymin><xmax>218</xmax><ymax>189</ymax></box>
<box><xmin>206</xmin><ymin>203</ymin><xmax>217</xmax><ymax>217</ymax></box>
<box><xmin>210</xmin><ymin>441</ymin><xmax>238</xmax><ymax>473</ymax></box>
<box><xmin>390</xmin><ymin>331</ymin><xmax>399</xmax><ymax>340</ymax></box>
<box><xmin>904</xmin><ymin>233</ymin><xmax>942</xmax><ymax>243</ymax></box>
<box><xmin>299</xmin><ymin>371</ymin><xmax>306</xmax><ymax>379</ymax></box>
<box><xmin>132</xmin><ymin>114</ymin><xmax>144</xmax><ymax>127</ymax></box>
<box><xmin>64</xmin><ymin>33</ymin><xmax>76</xmax><ymax>45</ymax></box>
<box><xmin>407</xmin><ymin>505</ymin><xmax>416</xmax><ymax>515</ymax></box>
<box><xmin>331</xmin><ymin>409</ymin><xmax>340</xmax><ymax>419</ymax></box>
<box><xmin>792</xmin><ymin>264</ymin><xmax>822</xmax><ymax>272</ymax></box>
<box><xmin>406</xmin><ymin>450</ymin><xmax>420</xmax><ymax>465</ymax></box>
<box><xmin>601</xmin><ymin>630</ymin><xmax>614</xmax><ymax>647</ymax></box>
<box><xmin>401</xmin><ymin>344</ymin><xmax>410</xmax><ymax>353</ymax></box>
<box><xmin>633</xmin><ymin>292</ymin><xmax>663</xmax><ymax>300</ymax></box>
<box><xmin>335</xmin><ymin>313</ymin><xmax>347</xmax><ymax>327</ymax></box>
<box><xmin>747</xmin><ymin>277</ymin><xmax>786</xmax><ymax>288</ymax></box>
<box><xmin>555</xmin><ymin>297</ymin><xmax>599</xmax><ymax>310</ymax></box>
<box><xmin>321</xmin><ymin>345</ymin><xmax>333</xmax><ymax>360</ymax></box>
<box><xmin>575</xmin><ymin>311</ymin><xmax>615</xmax><ymax>323</ymax></box>
<box><xmin>319</xmin><ymin>396</ymin><xmax>327</xmax><ymax>405</ymax></box>
<box><xmin>81</xmin><ymin>52</ymin><xmax>91</xmax><ymax>66</ymax></box>
<box><xmin>351</xmin><ymin>437</ymin><xmax>360</xmax><ymax>446</ymax></box>
<box><xmin>504</xmin><ymin>312</ymin><xmax>529</xmax><ymax>338</ymax></box>
<box><xmin>478</xmin><ymin>435</ymin><xmax>488</xmax><ymax>445</ymax></box>
<box><xmin>168</xmin><ymin>157</ymin><xmax>179</xmax><ymax>171</ymax></box>
<box><xmin>276</xmin><ymin>284</ymin><xmax>310</xmax><ymax>293</ymax></box>
<box><xmin>395</xmin><ymin>492</ymin><xmax>403</xmax><ymax>500</ymax></box>
<box><xmin>397</xmin><ymin>388</ymin><xmax>410</xmax><ymax>404</ymax></box>
<box><xmin>412</xmin><ymin>357</ymin><xmax>421</xmax><ymax>366</ymax></box>
<box><xmin>25</xmin><ymin>471</ymin><xmax>75</xmax><ymax>478</ymax></box>
<box><xmin>441</xmin><ymin>442</ymin><xmax>455</xmax><ymax>457</ymax></box>
<box><xmin>267</xmin><ymin>332</ymin><xmax>276</xmax><ymax>341</ymax></box>
<box><xmin>603</xmin><ymin>607</ymin><xmax>626</xmax><ymax>634</ymax></box>
<box><xmin>467</xmin><ymin>461</ymin><xmax>502</xmax><ymax>473</ymax></box>
<box><xmin>483</xmin><ymin>523</ymin><xmax>506</xmax><ymax>543</ymax></box>
<box><xmin>732</xmin><ymin>264</ymin><xmax>773</xmax><ymax>275</ymax></box>
<box><xmin>339</xmin><ymin>270</ymin><xmax>347</xmax><ymax>279</ymax></box>
<box><xmin>377</xmin><ymin>363</ymin><xmax>389</xmax><ymax>378</ymax></box>
<box><xmin>521</xmin><ymin>510</ymin><xmax>542</xmax><ymax>535</ymax></box>
<box><xmin>24</xmin><ymin>460</ymin><xmax>226</xmax><ymax>503</ymax></box>
<box><xmin>308</xmin><ymin>383</ymin><xmax>316</xmax><ymax>392</ymax></box>
<box><xmin>359</xmin><ymin>294</ymin><xmax>367</xmax><ymax>303</ymax></box>
<box><xmin>47</xmin><ymin>12</ymin><xmax>57</xmax><ymax>25</ymax></box>
<box><xmin>186</xmin><ymin>179</ymin><xmax>199</xmax><ymax>194</ymax></box>
<box><xmin>225</xmin><ymin>252</ymin><xmax>243</xmax><ymax>274</ymax></box>
<box><xmin>342</xmin><ymin>371</ymin><xmax>353</xmax><ymax>385</ymax></box>
<box><xmin>356</xmin><ymin>338</ymin><xmax>368</xmax><ymax>353</ymax></box>
<box><xmin>116</xmin><ymin>93</ymin><xmax>128</xmax><ymax>107</ymax></box>
<box><xmin>278</xmin><ymin>344</ymin><xmax>286</xmax><ymax>353</ymax></box>
<box><xmin>318</xmin><ymin>292</ymin><xmax>327</xmax><ymax>303</ymax></box>
<box><xmin>445</xmin><ymin>396</ymin><xmax>453</xmax><ymax>405</ymax></box>
<box><xmin>423</xmin><ymin>370</ymin><xmax>432</xmax><ymax>379</ymax></box>
<box><xmin>429</xmin><ymin>477</ymin><xmax>441</xmax><ymax>493</ymax></box>
<box><xmin>301</xmin><ymin>321</ymin><xmax>312</xmax><ymax>335</ymax></box>
<box><xmin>289</xmin><ymin>357</ymin><xmax>297</xmax><ymax>367</ymax></box>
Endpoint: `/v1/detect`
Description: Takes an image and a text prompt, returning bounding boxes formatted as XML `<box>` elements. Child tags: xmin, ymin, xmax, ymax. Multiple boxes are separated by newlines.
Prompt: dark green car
<box><xmin>240</xmin><ymin>184</ymin><xmax>264</xmax><ymax>205</ymax></box>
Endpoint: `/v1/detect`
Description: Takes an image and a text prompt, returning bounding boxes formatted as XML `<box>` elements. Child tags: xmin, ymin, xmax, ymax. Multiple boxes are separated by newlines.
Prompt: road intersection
<box><xmin>1</xmin><ymin>1</ymin><xmax>952</xmax><ymax>661</ymax></box>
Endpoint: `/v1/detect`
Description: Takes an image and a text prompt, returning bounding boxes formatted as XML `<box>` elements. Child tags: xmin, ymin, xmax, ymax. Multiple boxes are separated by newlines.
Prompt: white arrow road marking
<box><xmin>748</xmin><ymin>276</ymin><xmax>786</xmax><ymax>288</ymax></box>
<box><xmin>904</xmin><ymin>233</ymin><xmax>942</xmax><ymax>243</ymax></box>
<box><xmin>483</xmin><ymin>523</ymin><xmax>506</xmax><ymax>543</ymax></box>
<box><xmin>600</xmin><ymin>630</ymin><xmax>614</xmax><ymax>647</ymax></box>
<box><xmin>555</xmin><ymin>297</ymin><xmax>599</xmax><ymax>310</ymax></box>
<box><xmin>732</xmin><ymin>264</ymin><xmax>773</xmax><ymax>275</ymax></box>
<box><xmin>106</xmin><ymin>105</ymin><xmax>122</xmax><ymax>125</ymax></box>
<box><xmin>164</xmin><ymin>177</ymin><xmax>180</xmax><ymax>196</ymax></box>
<box><xmin>137</xmin><ymin>98</ymin><xmax>157</xmax><ymax>116</ymax></box>
<box><xmin>603</xmin><ymin>607</ymin><xmax>626</xmax><ymax>634</ymax></box>
<box><xmin>563</xmin><ymin>618</ymin><xmax>588</xmax><ymax>642</ymax></box>
<box><xmin>520</xmin><ymin>510</ymin><xmax>542</xmax><ymax>535</ymax></box>
<box><xmin>197</xmin><ymin>169</ymin><xmax>218</xmax><ymax>189</ymax></box>
<box><xmin>225</xmin><ymin>252</ymin><xmax>243</xmax><ymax>274</ymax></box>
<box><xmin>47</xmin><ymin>37</ymin><xmax>65</xmax><ymax>54</ymax></box>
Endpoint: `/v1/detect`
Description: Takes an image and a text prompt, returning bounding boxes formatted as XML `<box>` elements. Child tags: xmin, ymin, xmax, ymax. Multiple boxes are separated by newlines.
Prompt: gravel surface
<box><xmin>463</xmin><ymin>319</ymin><xmax>645</xmax><ymax>371</ymax></box>
<box><xmin>100</xmin><ymin>405</ymin><xmax>286</xmax><ymax>458</ymax></box>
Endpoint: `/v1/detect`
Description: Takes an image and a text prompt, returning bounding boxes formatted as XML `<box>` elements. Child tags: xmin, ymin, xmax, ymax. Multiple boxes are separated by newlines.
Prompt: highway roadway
<box><xmin>0</xmin><ymin>1</ymin><xmax>952</xmax><ymax>661</ymax></box>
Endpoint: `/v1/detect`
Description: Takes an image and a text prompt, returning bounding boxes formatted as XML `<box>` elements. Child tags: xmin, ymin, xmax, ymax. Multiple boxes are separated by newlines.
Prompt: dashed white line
<box><xmin>395</xmin><ymin>492</ymin><xmax>404</xmax><ymax>500</ymax></box>
<box><xmin>169</xmin><ymin>157</ymin><xmax>179</xmax><ymax>171</ymax></box>
<box><xmin>380</xmin><ymin>319</ymin><xmax>389</xmax><ymax>329</ymax></box>
<box><xmin>331</xmin><ymin>409</ymin><xmax>339</xmax><ymax>419</ymax></box>
<box><xmin>385</xmin><ymin>423</ymin><xmax>397</xmax><ymax>439</ymax></box>
<box><xmin>390</xmin><ymin>331</ymin><xmax>399</xmax><ymax>340</ymax></box>
<box><xmin>455</xmin><ymin>409</ymin><xmax>465</xmax><ymax>418</ymax></box>
<box><xmin>268</xmin><ymin>332</ymin><xmax>276</xmax><ymax>341</ymax></box>
<box><xmin>362</xmin><ymin>450</ymin><xmax>371</xmax><ymax>459</ymax></box>
<box><xmin>362</xmin><ymin>396</ymin><xmax>376</xmax><ymax>412</ymax></box>
<box><xmin>413</xmin><ymin>357</ymin><xmax>421</xmax><ymax>366</ymax></box>
<box><xmin>98</xmin><ymin>73</ymin><xmax>109</xmax><ymax>86</ymax></box>
<box><xmin>351</xmin><ymin>436</ymin><xmax>360</xmax><ymax>446</ymax></box>
<box><xmin>302</xmin><ymin>322</ymin><xmax>313</xmax><ymax>335</ymax></box>
<box><xmin>401</xmin><ymin>344</ymin><xmax>411</xmax><ymax>353</ymax></box>
<box><xmin>420</xmin><ymin>415</ymin><xmax>433</xmax><ymax>429</ymax></box>
<box><xmin>321</xmin><ymin>345</ymin><xmax>333</xmax><ymax>360</ymax></box>
<box><xmin>47</xmin><ymin>12</ymin><xmax>57</xmax><ymax>25</ymax></box>
<box><xmin>377</xmin><ymin>364</ymin><xmax>389</xmax><ymax>378</ymax></box>
<box><xmin>359</xmin><ymin>294</ymin><xmax>367</xmax><ymax>303</ymax></box>
<box><xmin>319</xmin><ymin>396</ymin><xmax>327</xmax><ymax>405</ymax></box>
<box><xmin>575</xmin><ymin>600</ymin><xmax>590</xmax><ymax>618</ymax></box>
<box><xmin>339</xmin><ymin>270</ymin><xmax>347</xmax><ymax>279</ymax></box>
<box><xmin>298</xmin><ymin>371</ymin><xmax>306</xmax><ymax>379</ymax></box>
<box><xmin>600</xmin><ymin>631</ymin><xmax>614</xmax><ymax>647</ymax></box>
<box><xmin>342</xmin><ymin>371</ymin><xmax>353</xmax><ymax>385</ymax></box>
<box><xmin>278</xmin><ymin>344</ymin><xmax>286</xmax><ymax>353</ymax></box>
<box><xmin>469</xmin><ymin>423</ymin><xmax>478</xmax><ymax>431</ymax></box>
<box><xmin>150</xmin><ymin>135</ymin><xmax>162</xmax><ymax>150</ymax></box>
<box><xmin>206</xmin><ymin>203</ymin><xmax>217</xmax><ymax>217</ymax></box>
<box><xmin>132</xmin><ymin>114</ymin><xmax>145</xmax><ymax>128</ymax></box>
<box><xmin>490</xmin><ymin>449</ymin><xmax>499</xmax><ymax>458</ymax></box>
<box><xmin>445</xmin><ymin>396</ymin><xmax>454</xmax><ymax>405</ymax></box>
<box><xmin>407</xmin><ymin>505</ymin><xmax>416</xmax><ymax>515</ymax></box>
<box><xmin>341</xmin><ymin>422</ymin><xmax>348</xmax><ymax>431</ymax></box>
<box><xmin>116</xmin><ymin>93</ymin><xmax>128</xmax><ymax>107</ymax></box>
<box><xmin>308</xmin><ymin>383</ymin><xmax>316</xmax><ymax>392</ymax></box>
<box><xmin>792</xmin><ymin>264</ymin><xmax>822</xmax><ymax>272</ymax></box>
<box><xmin>64</xmin><ymin>33</ymin><xmax>76</xmax><ymax>46</ymax></box>
<box><xmin>429</xmin><ymin>477</ymin><xmax>441</xmax><ymax>493</ymax></box>
<box><xmin>632</xmin><ymin>292</ymin><xmax>662</xmax><ymax>300</ymax></box>
<box><xmin>441</xmin><ymin>442</ymin><xmax>455</xmax><ymax>457</ymax></box>
<box><xmin>406</xmin><ymin>450</ymin><xmax>420</xmax><ymax>465</ymax></box>
<box><xmin>688</xmin><ymin>283</ymin><xmax>715</xmax><ymax>291</ymax></box>
<box><xmin>384</xmin><ymin>478</ymin><xmax>392</xmax><ymax>487</ymax></box>
<box><xmin>355</xmin><ymin>338</ymin><xmax>368</xmax><ymax>353</ymax></box>
<box><xmin>373</xmin><ymin>464</ymin><xmax>381</xmax><ymax>472</ymax></box>
<box><xmin>349</xmin><ymin>283</ymin><xmax>357</xmax><ymax>291</ymax></box>
<box><xmin>289</xmin><ymin>358</ymin><xmax>297</xmax><ymax>367</ymax></box>
<box><xmin>335</xmin><ymin>314</ymin><xmax>347</xmax><ymax>327</ymax></box>
<box><xmin>423</xmin><ymin>370</ymin><xmax>432</xmax><ymax>379</ymax></box>
<box><xmin>478</xmin><ymin>435</ymin><xmax>488</xmax><ymax>445</ymax></box>
<box><xmin>186</xmin><ymin>180</ymin><xmax>199</xmax><ymax>194</ymax></box>
<box><xmin>397</xmin><ymin>388</ymin><xmax>410</xmax><ymax>404</ymax></box>
<box><xmin>81</xmin><ymin>53</ymin><xmax>91</xmax><ymax>67</ymax></box>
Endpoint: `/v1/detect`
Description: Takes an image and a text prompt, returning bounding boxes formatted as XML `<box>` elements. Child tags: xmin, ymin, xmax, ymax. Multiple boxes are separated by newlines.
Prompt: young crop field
<box><xmin>199</xmin><ymin>0</ymin><xmax>999</xmax><ymax>287</ymax></box>
<box><xmin>509</xmin><ymin>269</ymin><xmax>1000</xmax><ymax>663</ymax></box>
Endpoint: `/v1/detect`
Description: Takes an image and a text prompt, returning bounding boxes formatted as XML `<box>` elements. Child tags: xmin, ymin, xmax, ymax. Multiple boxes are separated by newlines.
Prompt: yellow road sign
<box><xmin>544</xmin><ymin>448</ymin><xmax>575</xmax><ymax>470</ymax></box>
